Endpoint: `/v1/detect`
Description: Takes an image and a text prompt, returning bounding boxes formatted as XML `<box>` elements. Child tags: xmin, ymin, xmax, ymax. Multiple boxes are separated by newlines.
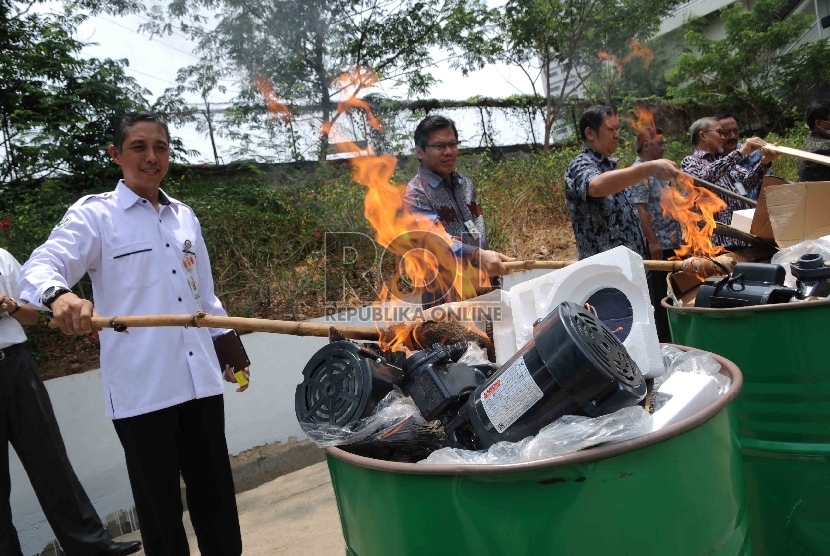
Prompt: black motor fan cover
<box><xmin>294</xmin><ymin>341</ymin><xmax>402</xmax><ymax>431</ymax></box>
<box><xmin>462</xmin><ymin>301</ymin><xmax>646</xmax><ymax>448</ymax></box>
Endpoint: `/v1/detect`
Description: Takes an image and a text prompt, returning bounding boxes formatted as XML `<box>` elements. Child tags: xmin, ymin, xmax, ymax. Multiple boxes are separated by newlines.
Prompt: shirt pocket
<box><xmin>111</xmin><ymin>240</ymin><xmax>161</xmax><ymax>291</ymax></box>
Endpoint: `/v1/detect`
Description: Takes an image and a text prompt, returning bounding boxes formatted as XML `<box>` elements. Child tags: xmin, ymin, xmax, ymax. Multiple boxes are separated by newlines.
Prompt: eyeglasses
<box><xmin>706</xmin><ymin>128</ymin><xmax>726</xmax><ymax>137</ymax></box>
<box><xmin>426</xmin><ymin>141</ymin><xmax>460</xmax><ymax>151</ymax></box>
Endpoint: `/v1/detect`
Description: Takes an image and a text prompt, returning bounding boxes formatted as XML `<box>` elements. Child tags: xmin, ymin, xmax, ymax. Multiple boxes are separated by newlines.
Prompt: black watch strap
<box><xmin>42</xmin><ymin>286</ymin><xmax>71</xmax><ymax>310</ymax></box>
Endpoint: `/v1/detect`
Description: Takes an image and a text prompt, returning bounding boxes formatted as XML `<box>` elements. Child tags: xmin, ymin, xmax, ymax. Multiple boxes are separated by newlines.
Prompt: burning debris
<box><xmin>379</xmin><ymin>320</ymin><xmax>494</xmax><ymax>359</ymax></box>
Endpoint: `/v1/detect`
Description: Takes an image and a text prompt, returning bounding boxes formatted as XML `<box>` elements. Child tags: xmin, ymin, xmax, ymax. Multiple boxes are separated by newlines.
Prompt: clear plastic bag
<box><xmin>419</xmin><ymin>406</ymin><xmax>651</xmax><ymax>465</ymax></box>
<box><xmin>771</xmin><ymin>237</ymin><xmax>830</xmax><ymax>288</ymax></box>
<box><xmin>458</xmin><ymin>341</ymin><xmax>490</xmax><ymax>365</ymax></box>
<box><xmin>303</xmin><ymin>391</ymin><xmax>444</xmax><ymax>448</ymax></box>
<box><xmin>656</xmin><ymin>345</ymin><xmax>730</xmax><ymax>395</ymax></box>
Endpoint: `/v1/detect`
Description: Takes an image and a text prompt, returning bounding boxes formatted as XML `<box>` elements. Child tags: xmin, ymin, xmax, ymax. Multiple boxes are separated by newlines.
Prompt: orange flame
<box><xmin>320</xmin><ymin>69</ymin><xmax>491</xmax><ymax>348</ymax></box>
<box><xmin>660</xmin><ymin>173</ymin><xmax>729</xmax><ymax>260</ymax></box>
<box><xmin>597</xmin><ymin>41</ymin><xmax>654</xmax><ymax>70</ymax></box>
<box><xmin>254</xmin><ymin>76</ymin><xmax>292</xmax><ymax>123</ymax></box>
<box><xmin>629</xmin><ymin>107</ymin><xmax>659</xmax><ymax>135</ymax></box>
<box><xmin>256</xmin><ymin>68</ymin><xmax>493</xmax><ymax>350</ymax></box>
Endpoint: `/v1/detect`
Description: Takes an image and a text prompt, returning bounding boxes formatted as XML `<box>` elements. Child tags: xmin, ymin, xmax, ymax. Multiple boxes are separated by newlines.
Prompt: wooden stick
<box><xmin>503</xmin><ymin>260</ymin><xmax>684</xmax><ymax>272</ymax></box>
<box><xmin>48</xmin><ymin>313</ymin><xmax>380</xmax><ymax>340</ymax></box>
<box><xmin>679</xmin><ymin>171</ymin><xmax>757</xmax><ymax>207</ymax></box>
<box><xmin>765</xmin><ymin>145</ymin><xmax>830</xmax><ymax>168</ymax></box>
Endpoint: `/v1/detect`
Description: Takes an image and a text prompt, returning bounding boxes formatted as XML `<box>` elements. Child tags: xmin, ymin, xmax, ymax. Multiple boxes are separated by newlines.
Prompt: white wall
<box><xmin>10</xmin><ymin>333</ymin><xmax>327</xmax><ymax>556</ymax></box>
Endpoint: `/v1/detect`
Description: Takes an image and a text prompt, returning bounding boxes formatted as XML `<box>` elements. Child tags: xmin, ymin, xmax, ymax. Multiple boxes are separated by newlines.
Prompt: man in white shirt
<box><xmin>19</xmin><ymin>112</ymin><xmax>249</xmax><ymax>556</ymax></box>
<box><xmin>0</xmin><ymin>248</ymin><xmax>141</xmax><ymax>556</ymax></box>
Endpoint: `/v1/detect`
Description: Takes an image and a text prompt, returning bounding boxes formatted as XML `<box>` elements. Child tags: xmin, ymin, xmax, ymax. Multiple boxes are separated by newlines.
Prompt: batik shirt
<box><xmin>681</xmin><ymin>149</ymin><xmax>767</xmax><ymax>248</ymax></box>
<box><xmin>628</xmin><ymin>158</ymin><xmax>682</xmax><ymax>250</ymax></box>
<box><xmin>565</xmin><ymin>146</ymin><xmax>647</xmax><ymax>260</ymax></box>
<box><xmin>798</xmin><ymin>132</ymin><xmax>830</xmax><ymax>182</ymax></box>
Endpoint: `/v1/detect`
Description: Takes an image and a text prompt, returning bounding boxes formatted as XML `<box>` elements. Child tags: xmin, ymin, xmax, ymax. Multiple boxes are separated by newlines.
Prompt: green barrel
<box><xmin>326</xmin><ymin>349</ymin><xmax>748</xmax><ymax>556</ymax></box>
<box><xmin>665</xmin><ymin>300</ymin><xmax>830</xmax><ymax>556</ymax></box>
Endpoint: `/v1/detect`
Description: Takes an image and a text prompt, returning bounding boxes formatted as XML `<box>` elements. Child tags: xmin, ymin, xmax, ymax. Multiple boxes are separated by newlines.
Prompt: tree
<box><xmin>0</xmin><ymin>0</ymin><xmax>153</xmax><ymax>186</ymax></box>
<box><xmin>666</xmin><ymin>0</ymin><xmax>830</xmax><ymax>129</ymax></box>
<box><xmin>498</xmin><ymin>0</ymin><xmax>682</xmax><ymax>148</ymax></box>
<box><xmin>144</xmin><ymin>0</ymin><xmax>497</xmax><ymax>161</ymax></box>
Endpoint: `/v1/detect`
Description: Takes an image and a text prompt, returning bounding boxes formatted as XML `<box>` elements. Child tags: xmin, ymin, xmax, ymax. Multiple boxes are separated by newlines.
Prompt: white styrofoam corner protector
<box><xmin>650</xmin><ymin>372</ymin><xmax>720</xmax><ymax>432</ymax></box>
<box><xmin>623</xmin><ymin>322</ymin><xmax>665</xmax><ymax>379</ymax></box>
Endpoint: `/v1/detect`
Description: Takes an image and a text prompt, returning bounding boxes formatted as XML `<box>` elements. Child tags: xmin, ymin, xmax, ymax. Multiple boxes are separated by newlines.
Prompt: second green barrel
<box><xmin>665</xmin><ymin>299</ymin><xmax>830</xmax><ymax>556</ymax></box>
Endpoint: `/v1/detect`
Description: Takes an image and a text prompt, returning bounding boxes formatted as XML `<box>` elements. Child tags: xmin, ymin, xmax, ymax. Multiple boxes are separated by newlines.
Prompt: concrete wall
<box><xmin>10</xmin><ymin>333</ymin><xmax>327</xmax><ymax>556</ymax></box>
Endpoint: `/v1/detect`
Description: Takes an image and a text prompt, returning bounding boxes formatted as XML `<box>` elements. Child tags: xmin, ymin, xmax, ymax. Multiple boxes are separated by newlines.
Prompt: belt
<box><xmin>0</xmin><ymin>343</ymin><xmax>23</xmax><ymax>361</ymax></box>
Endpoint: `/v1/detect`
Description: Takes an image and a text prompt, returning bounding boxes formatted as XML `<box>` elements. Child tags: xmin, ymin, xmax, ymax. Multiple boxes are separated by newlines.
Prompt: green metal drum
<box><xmin>326</xmin><ymin>349</ymin><xmax>748</xmax><ymax>556</ymax></box>
<box><xmin>665</xmin><ymin>299</ymin><xmax>830</xmax><ymax>556</ymax></box>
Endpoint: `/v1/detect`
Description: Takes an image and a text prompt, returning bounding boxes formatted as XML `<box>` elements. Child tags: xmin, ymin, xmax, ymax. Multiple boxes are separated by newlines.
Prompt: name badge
<box><xmin>464</xmin><ymin>219</ymin><xmax>481</xmax><ymax>239</ymax></box>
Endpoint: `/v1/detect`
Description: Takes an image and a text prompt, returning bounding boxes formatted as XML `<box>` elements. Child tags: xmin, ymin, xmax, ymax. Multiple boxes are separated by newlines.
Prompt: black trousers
<box><xmin>0</xmin><ymin>344</ymin><xmax>111</xmax><ymax>556</ymax></box>
<box><xmin>112</xmin><ymin>395</ymin><xmax>241</xmax><ymax>556</ymax></box>
<box><xmin>647</xmin><ymin>249</ymin><xmax>674</xmax><ymax>344</ymax></box>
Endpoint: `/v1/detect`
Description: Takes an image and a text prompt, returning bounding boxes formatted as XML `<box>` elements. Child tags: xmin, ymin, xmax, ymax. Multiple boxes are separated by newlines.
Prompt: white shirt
<box><xmin>19</xmin><ymin>181</ymin><xmax>227</xmax><ymax>419</ymax></box>
<box><xmin>0</xmin><ymin>249</ymin><xmax>28</xmax><ymax>350</ymax></box>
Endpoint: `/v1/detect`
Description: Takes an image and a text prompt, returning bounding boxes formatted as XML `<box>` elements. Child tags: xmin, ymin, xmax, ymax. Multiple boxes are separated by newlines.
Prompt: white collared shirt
<box><xmin>0</xmin><ymin>249</ymin><xmax>28</xmax><ymax>350</ymax></box>
<box><xmin>19</xmin><ymin>181</ymin><xmax>227</xmax><ymax>419</ymax></box>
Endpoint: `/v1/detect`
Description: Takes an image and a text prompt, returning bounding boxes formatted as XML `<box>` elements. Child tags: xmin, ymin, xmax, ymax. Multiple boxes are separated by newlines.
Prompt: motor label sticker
<box><xmin>480</xmin><ymin>356</ymin><xmax>543</xmax><ymax>433</ymax></box>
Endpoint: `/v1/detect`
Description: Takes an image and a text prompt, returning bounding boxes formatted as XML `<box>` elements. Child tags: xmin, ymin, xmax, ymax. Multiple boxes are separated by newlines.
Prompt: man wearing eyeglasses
<box><xmin>681</xmin><ymin>117</ymin><xmax>778</xmax><ymax>248</ymax></box>
<box><xmin>798</xmin><ymin>100</ymin><xmax>830</xmax><ymax>182</ymax></box>
<box><xmin>403</xmin><ymin>115</ymin><xmax>515</xmax><ymax>305</ymax></box>
<box><xmin>716</xmin><ymin>112</ymin><xmax>771</xmax><ymax>200</ymax></box>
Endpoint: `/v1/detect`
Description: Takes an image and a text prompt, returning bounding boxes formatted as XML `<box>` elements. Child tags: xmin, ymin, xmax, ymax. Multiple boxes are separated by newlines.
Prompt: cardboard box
<box><xmin>763</xmin><ymin>181</ymin><xmax>830</xmax><ymax>248</ymax></box>
<box><xmin>666</xmin><ymin>271</ymin><xmax>704</xmax><ymax>307</ymax></box>
<box><xmin>749</xmin><ymin>176</ymin><xmax>789</xmax><ymax>242</ymax></box>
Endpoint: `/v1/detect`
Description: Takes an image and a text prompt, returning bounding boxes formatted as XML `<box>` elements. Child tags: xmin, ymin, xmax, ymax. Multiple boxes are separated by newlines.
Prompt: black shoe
<box><xmin>96</xmin><ymin>540</ymin><xmax>143</xmax><ymax>556</ymax></box>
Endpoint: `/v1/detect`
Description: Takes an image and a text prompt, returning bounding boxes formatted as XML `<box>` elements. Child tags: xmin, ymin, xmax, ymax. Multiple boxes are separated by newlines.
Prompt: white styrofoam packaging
<box><xmin>650</xmin><ymin>372</ymin><xmax>721</xmax><ymax>432</ymax></box>
<box><xmin>493</xmin><ymin>246</ymin><xmax>665</xmax><ymax>379</ymax></box>
<box><xmin>730</xmin><ymin>208</ymin><xmax>755</xmax><ymax>234</ymax></box>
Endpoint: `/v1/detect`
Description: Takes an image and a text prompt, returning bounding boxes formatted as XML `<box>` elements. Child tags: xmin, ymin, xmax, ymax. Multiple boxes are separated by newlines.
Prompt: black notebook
<box><xmin>213</xmin><ymin>330</ymin><xmax>250</xmax><ymax>372</ymax></box>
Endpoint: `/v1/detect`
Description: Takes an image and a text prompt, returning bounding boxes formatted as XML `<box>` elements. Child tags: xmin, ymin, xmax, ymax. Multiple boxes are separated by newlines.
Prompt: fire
<box><xmin>628</xmin><ymin>106</ymin><xmax>660</xmax><ymax>137</ymax></box>
<box><xmin>629</xmin><ymin>107</ymin><xmax>727</xmax><ymax>265</ymax></box>
<box><xmin>660</xmin><ymin>173</ymin><xmax>729</xmax><ymax>260</ymax></box>
<box><xmin>253</xmin><ymin>76</ymin><xmax>292</xmax><ymax>122</ymax></box>
<box><xmin>597</xmin><ymin>41</ymin><xmax>654</xmax><ymax>71</ymax></box>
<box><xmin>257</xmin><ymin>68</ymin><xmax>491</xmax><ymax>350</ymax></box>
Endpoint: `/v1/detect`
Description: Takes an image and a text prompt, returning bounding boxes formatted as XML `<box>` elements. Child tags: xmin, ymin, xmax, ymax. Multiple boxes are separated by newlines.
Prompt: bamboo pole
<box><xmin>765</xmin><ymin>145</ymin><xmax>830</xmax><ymax>168</ymax></box>
<box><xmin>503</xmin><ymin>260</ymin><xmax>684</xmax><ymax>272</ymax></box>
<box><xmin>48</xmin><ymin>313</ymin><xmax>379</xmax><ymax>340</ymax></box>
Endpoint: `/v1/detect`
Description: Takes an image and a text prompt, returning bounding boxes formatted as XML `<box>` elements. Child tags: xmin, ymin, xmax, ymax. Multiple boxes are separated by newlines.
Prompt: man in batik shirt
<box><xmin>681</xmin><ymin>117</ymin><xmax>778</xmax><ymax>249</ymax></box>
<box><xmin>564</xmin><ymin>105</ymin><xmax>678</xmax><ymax>260</ymax></box>
<box><xmin>629</xmin><ymin>126</ymin><xmax>682</xmax><ymax>341</ymax></box>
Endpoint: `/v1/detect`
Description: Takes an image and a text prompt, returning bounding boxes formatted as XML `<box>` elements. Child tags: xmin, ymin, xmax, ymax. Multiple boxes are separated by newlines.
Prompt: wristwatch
<box><xmin>41</xmin><ymin>286</ymin><xmax>71</xmax><ymax>310</ymax></box>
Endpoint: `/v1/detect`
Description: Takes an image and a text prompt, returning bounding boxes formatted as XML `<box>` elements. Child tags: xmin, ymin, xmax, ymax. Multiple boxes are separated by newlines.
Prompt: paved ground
<box><xmin>116</xmin><ymin>462</ymin><xmax>345</xmax><ymax>555</ymax></box>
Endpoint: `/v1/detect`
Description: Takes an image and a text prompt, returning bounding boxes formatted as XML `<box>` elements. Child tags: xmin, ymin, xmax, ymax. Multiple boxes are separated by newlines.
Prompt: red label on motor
<box><xmin>482</xmin><ymin>379</ymin><xmax>501</xmax><ymax>400</ymax></box>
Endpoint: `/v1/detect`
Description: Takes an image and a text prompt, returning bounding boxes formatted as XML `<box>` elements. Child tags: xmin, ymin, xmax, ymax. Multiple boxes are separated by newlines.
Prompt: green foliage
<box><xmin>497</xmin><ymin>0</ymin><xmax>684</xmax><ymax>146</ymax></box>
<box><xmin>666</xmin><ymin>0</ymin><xmax>830</xmax><ymax>129</ymax></box>
<box><xmin>0</xmin><ymin>1</ymin><xmax>154</xmax><ymax>186</ymax></box>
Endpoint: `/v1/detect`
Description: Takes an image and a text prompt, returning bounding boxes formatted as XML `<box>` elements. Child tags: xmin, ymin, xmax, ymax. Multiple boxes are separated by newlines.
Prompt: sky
<box><xmin>74</xmin><ymin>5</ymin><xmax>536</xmax><ymax>163</ymax></box>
